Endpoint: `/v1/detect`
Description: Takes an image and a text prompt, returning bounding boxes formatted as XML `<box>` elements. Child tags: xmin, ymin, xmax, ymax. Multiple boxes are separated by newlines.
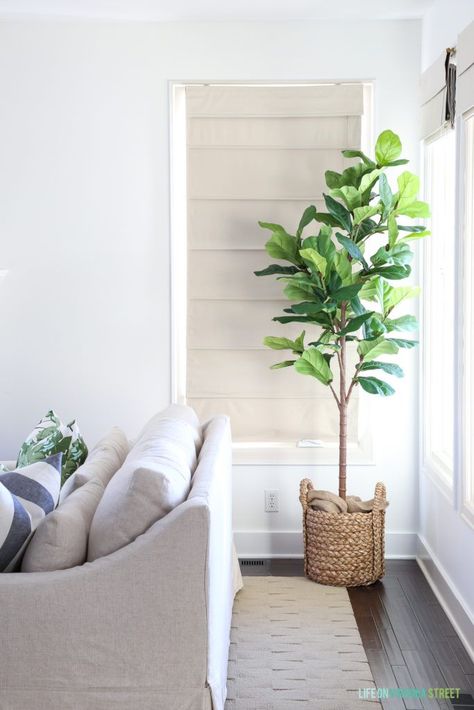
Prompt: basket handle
<box><xmin>299</xmin><ymin>478</ymin><xmax>314</xmax><ymax>514</ymax></box>
<box><xmin>372</xmin><ymin>481</ymin><xmax>386</xmax><ymax>580</ymax></box>
<box><xmin>299</xmin><ymin>479</ymin><xmax>314</xmax><ymax>578</ymax></box>
<box><xmin>372</xmin><ymin>482</ymin><xmax>386</xmax><ymax>511</ymax></box>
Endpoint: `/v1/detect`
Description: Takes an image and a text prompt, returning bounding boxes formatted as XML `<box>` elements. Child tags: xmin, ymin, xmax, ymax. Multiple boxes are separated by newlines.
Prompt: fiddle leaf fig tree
<box><xmin>254</xmin><ymin>130</ymin><xmax>430</xmax><ymax>501</ymax></box>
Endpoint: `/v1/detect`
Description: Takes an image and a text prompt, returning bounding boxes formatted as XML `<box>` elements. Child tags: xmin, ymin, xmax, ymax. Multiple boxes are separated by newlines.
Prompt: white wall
<box><xmin>0</xmin><ymin>18</ymin><xmax>421</xmax><ymax>556</ymax></box>
<box><xmin>422</xmin><ymin>0</ymin><xmax>474</xmax><ymax>69</ymax></box>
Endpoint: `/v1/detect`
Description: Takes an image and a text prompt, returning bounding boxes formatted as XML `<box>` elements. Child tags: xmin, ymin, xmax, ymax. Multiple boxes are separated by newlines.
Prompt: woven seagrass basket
<box><xmin>299</xmin><ymin>478</ymin><xmax>386</xmax><ymax>587</ymax></box>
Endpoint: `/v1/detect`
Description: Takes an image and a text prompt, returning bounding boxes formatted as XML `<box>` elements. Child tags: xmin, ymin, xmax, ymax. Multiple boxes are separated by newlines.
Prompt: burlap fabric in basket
<box><xmin>299</xmin><ymin>478</ymin><xmax>386</xmax><ymax>587</ymax></box>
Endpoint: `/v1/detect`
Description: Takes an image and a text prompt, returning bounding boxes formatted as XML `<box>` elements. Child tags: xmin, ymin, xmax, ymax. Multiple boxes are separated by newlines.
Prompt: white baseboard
<box><xmin>234</xmin><ymin>530</ymin><xmax>418</xmax><ymax>559</ymax></box>
<box><xmin>416</xmin><ymin>535</ymin><xmax>474</xmax><ymax>662</ymax></box>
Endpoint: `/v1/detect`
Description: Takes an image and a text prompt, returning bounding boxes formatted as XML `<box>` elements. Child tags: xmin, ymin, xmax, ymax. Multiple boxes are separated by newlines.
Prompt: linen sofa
<box><xmin>0</xmin><ymin>413</ymin><xmax>241</xmax><ymax>710</ymax></box>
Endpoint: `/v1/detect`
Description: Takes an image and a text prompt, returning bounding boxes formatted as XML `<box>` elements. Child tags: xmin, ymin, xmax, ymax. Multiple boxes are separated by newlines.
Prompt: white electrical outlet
<box><xmin>265</xmin><ymin>489</ymin><xmax>279</xmax><ymax>513</ymax></box>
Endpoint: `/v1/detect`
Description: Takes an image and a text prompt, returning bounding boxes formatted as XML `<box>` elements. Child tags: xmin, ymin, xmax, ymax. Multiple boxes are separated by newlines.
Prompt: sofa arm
<box><xmin>0</xmin><ymin>498</ymin><xmax>211</xmax><ymax>706</ymax></box>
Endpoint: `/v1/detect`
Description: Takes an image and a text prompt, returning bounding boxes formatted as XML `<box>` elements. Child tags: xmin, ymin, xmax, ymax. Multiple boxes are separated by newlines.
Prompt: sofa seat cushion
<box><xmin>0</xmin><ymin>455</ymin><xmax>62</xmax><ymax>572</ymax></box>
<box><xmin>21</xmin><ymin>477</ymin><xmax>105</xmax><ymax>572</ymax></box>
<box><xmin>59</xmin><ymin>427</ymin><xmax>130</xmax><ymax>503</ymax></box>
<box><xmin>87</xmin><ymin>405</ymin><xmax>200</xmax><ymax>562</ymax></box>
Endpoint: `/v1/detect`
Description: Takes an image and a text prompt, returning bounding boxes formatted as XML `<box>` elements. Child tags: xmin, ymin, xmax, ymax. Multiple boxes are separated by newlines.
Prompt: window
<box><xmin>422</xmin><ymin>128</ymin><xmax>456</xmax><ymax>488</ymax></box>
<box><xmin>172</xmin><ymin>82</ymin><xmax>373</xmax><ymax>463</ymax></box>
<box><xmin>461</xmin><ymin>110</ymin><xmax>474</xmax><ymax>523</ymax></box>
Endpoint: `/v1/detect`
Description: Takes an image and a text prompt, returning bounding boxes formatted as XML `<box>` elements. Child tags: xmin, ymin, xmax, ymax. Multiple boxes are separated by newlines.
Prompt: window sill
<box><xmin>232</xmin><ymin>436</ymin><xmax>374</xmax><ymax>466</ymax></box>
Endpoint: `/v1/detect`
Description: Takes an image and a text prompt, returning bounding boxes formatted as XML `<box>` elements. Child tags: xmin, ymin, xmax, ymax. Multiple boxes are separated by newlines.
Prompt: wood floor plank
<box><xmin>441</xmin><ymin>663</ymin><xmax>474</xmax><ymax>693</ymax></box>
<box><xmin>391</xmin><ymin>665</ymin><xmax>423</xmax><ymax>710</ymax></box>
<box><xmin>402</xmin><ymin>649</ymin><xmax>450</xmax><ymax>709</ymax></box>
<box><xmin>449</xmin><ymin>638</ymin><xmax>474</xmax><ymax>676</ymax></box>
<box><xmin>365</xmin><ymin>648</ymin><xmax>406</xmax><ymax>710</ymax></box>
<box><xmin>377</xmin><ymin>594</ymin><xmax>430</xmax><ymax>652</ymax></box>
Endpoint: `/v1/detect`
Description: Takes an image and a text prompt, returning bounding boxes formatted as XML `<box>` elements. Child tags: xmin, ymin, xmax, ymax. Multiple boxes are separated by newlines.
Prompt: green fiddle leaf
<box><xmin>296</xmin><ymin>206</ymin><xmax>317</xmax><ymax>238</ymax></box>
<box><xmin>283</xmin><ymin>281</ymin><xmax>314</xmax><ymax>301</ymax></box>
<box><xmin>385</xmin><ymin>158</ymin><xmax>409</xmax><ymax>166</ymax></box>
<box><xmin>254</xmin><ymin>264</ymin><xmax>300</xmax><ymax>277</ymax></box>
<box><xmin>378</xmin><ymin>173</ymin><xmax>393</xmax><ymax>214</ymax></box>
<box><xmin>290</xmin><ymin>301</ymin><xmax>326</xmax><ymax>316</ymax></box>
<box><xmin>360</xmin><ymin>361</ymin><xmax>404</xmax><ymax>377</ymax></box>
<box><xmin>259</xmin><ymin>223</ymin><xmax>300</xmax><ymax>265</ymax></box>
<box><xmin>356</xmin><ymin>218</ymin><xmax>378</xmax><ymax>242</ymax></box>
<box><xmin>353</xmin><ymin>205</ymin><xmax>380</xmax><ymax>226</ymax></box>
<box><xmin>273</xmin><ymin>315</ymin><xmax>315</xmax><ymax>324</ymax></box>
<box><xmin>341</xmin><ymin>149</ymin><xmax>376</xmax><ymax>167</ymax></box>
<box><xmin>396</xmin><ymin>200</ymin><xmax>430</xmax><ymax>218</ymax></box>
<box><xmin>330</xmin><ymin>186</ymin><xmax>362</xmax><ymax>211</ymax></box>
<box><xmin>364</xmin><ymin>314</ymin><xmax>388</xmax><ymax>339</ymax></box>
<box><xmin>358</xmin><ymin>335</ymin><xmax>399</xmax><ymax>360</ymax></box>
<box><xmin>315</xmin><ymin>232</ymin><xmax>336</xmax><ymax>264</ymax></box>
<box><xmin>323</xmin><ymin>194</ymin><xmax>352</xmax><ymax>233</ymax></box>
<box><xmin>299</xmin><ymin>247</ymin><xmax>327</xmax><ymax>275</ymax></box>
<box><xmin>325</xmin><ymin>170</ymin><xmax>343</xmax><ymax>189</ymax></box>
<box><xmin>386</xmin><ymin>337</ymin><xmax>418</xmax><ymax>348</ymax></box>
<box><xmin>332</xmin><ymin>283</ymin><xmax>363</xmax><ymax>302</ymax></box>
<box><xmin>384</xmin><ymin>285</ymin><xmax>420</xmax><ymax>312</ymax></box>
<box><xmin>280</xmin><ymin>273</ymin><xmax>316</xmax><ymax>300</ymax></box>
<box><xmin>339</xmin><ymin>312</ymin><xmax>375</xmax><ymax>336</ymax></box>
<box><xmin>384</xmin><ymin>314</ymin><xmax>418</xmax><ymax>332</ymax></box>
<box><xmin>359</xmin><ymin>275</ymin><xmax>386</xmax><ymax>308</ymax></box>
<box><xmin>313</xmin><ymin>211</ymin><xmax>341</xmax><ymax>227</ymax></box>
<box><xmin>336</xmin><ymin>233</ymin><xmax>369</xmax><ymax>270</ymax></box>
<box><xmin>397</xmin><ymin>171</ymin><xmax>420</xmax><ymax>210</ymax></box>
<box><xmin>340</xmin><ymin>163</ymin><xmax>371</xmax><ymax>187</ymax></box>
<box><xmin>388</xmin><ymin>214</ymin><xmax>399</xmax><ymax>248</ymax></box>
<box><xmin>399</xmin><ymin>224</ymin><xmax>426</xmax><ymax>232</ymax></box>
<box><xmin>294</xmin><ymin>347</ymin><xmax>333</xmax><ymax>385</ymax></box>
<box><xmin>375</xmin><ymin>130</ymin><xmax>402</xmax><ymax>166</ymax></box>
<box><xmin>301</xmin><ymin>236</ymin><xmax>318</xmax><ymax>250</ymax></box>
<box><xmin>371</xmin><ymin>242</ymin><xmax>413</xmax><ymax>268</ymax></box>
<box><xmin>370</xmin><ymin>264</ymin><xmax>412</xmax><ymax>280</ymax></box>
<box><xmin>399</xmin><ymin>229</ymin><xmax>430</xmax><ymax>242</ymax></box>
<box><xmin>333</xmin><ymin>251</ymin><xmax>352</xmax><ymax>283</ymax></box>
<box><xmin>359</xmin><ymin>169</ymin><xmax>383</xmax><ymax>194</ymax></box>
<box><xmin>270</xmin><ymin>360</ymin><xmax>297</xmax><ymax>369</ymax></box>
<box><xmin>357</xmin><ymin>376</ymin><xmax>395</xmax><ymax>396</ymax></box>
<box><xmin>263</xmin><ymin>336</ymin><xmax>303</xmax><ymax>352</ymax></box>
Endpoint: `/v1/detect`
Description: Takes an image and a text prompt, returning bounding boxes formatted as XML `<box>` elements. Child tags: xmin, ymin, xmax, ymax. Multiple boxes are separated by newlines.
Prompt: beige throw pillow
<box><xmin>59</xmin><ymin>427</ymin><xmax>129</xmax><ymax>503</ymax></box>
<box><xmin>21</xmin><ymin>478</ymin><xmax>105</xmax><ymax>572</ymax></box>
<box><xmin>87</xmin><ymin>405</ymin><xmax>200</xmax><ymax>562</ymax></box>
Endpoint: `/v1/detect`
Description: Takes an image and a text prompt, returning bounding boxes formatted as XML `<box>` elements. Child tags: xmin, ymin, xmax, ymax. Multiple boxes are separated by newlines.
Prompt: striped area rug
<box><xmin>225</xmin><ymin>576</ymin><xmax>380</xmax><ymax>710</ymax></box>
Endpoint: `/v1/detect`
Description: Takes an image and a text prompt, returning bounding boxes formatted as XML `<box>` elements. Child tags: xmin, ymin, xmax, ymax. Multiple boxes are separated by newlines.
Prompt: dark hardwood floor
<box><xmin>239</xmin><ymin>558</ymin><xmax>474</xmax><ymax>709</ymax></box>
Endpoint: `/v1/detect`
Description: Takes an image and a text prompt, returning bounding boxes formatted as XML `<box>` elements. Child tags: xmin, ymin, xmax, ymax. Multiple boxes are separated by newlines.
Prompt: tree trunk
<box><xmin>338</xmin><ymin>396</ymin><xmax>347</xmax><ymax>500</ymax></box>
<box><xmin>338</xmin><ymin>304</ymin><xmax>347</xmax><ymax>500</ymax></box>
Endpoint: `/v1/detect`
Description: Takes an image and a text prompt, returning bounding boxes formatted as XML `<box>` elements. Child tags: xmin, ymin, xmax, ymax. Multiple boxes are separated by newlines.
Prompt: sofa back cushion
<box><xmin>0</xmin><ymin>455</ymin><xmax>62</xmax><ymax>572</ymax></box>
<box><xmin>21</xmin><ymin>478</ymin><xmax>105</xmax><ymax>572</ymax></box>
<box><xmin>59</xmin><ymin>427</ymin><xmax>129</xmax><ymax>503</ymax></box>
<box><xmin>87</xmin><ymin>405</ymin><xmax>201</xmax><ymax>562</ymax></box>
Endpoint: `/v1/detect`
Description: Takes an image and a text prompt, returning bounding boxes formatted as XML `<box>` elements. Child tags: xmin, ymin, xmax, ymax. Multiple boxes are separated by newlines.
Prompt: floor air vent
<box><xmin>239</xmin><ymin>559</ymin><xmax>269</xmax><ymax>575</ymax></box>
<box><xmin>240</xmin><ymin>559</ymin><xmax>265</xmax><ymax>566</ymax></box>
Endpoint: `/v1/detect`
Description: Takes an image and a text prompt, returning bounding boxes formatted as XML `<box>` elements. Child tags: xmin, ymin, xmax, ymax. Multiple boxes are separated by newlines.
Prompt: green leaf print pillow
<box><xmin>16</xmin><ymin>410</ymin><xmax>88</xmax><ymax>485</ymax></box>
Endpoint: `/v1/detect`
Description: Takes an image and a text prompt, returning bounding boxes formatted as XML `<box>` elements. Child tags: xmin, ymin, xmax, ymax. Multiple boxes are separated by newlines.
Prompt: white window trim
<box><xmin>421</xmin><ymin>125</ymin><xmax>456</xmax><ymax>502</ymax></box>
<box><xmin>169</xmin><ymin>79</ymin><xmax>375</xmax><ymax>466</ymax></box>
<box><xmin>459</xmin><ymin>107</ymin><xmax>474</xmax><ymax>529</ymax></box>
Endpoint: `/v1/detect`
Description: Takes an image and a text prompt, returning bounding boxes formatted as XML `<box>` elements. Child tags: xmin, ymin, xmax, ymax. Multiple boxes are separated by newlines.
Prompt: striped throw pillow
<box><xmin>0</xmin><ymin>454</ymin><xmax>62</xmax><ymax>572</ymax></box>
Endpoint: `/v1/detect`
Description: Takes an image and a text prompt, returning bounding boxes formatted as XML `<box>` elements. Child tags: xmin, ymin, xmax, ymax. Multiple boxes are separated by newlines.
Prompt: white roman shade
<box><xmin>185</xmin><ymin>84</ymin><xmax>366</xmax><ymax>445</ymax></box>
<box><xmin>420</xmin><ymin>53</ymin><xmax>456</xmax><ymax>139</ymax></box>
<box><xmin>457</xmin><ymin>20</ymin><xmax>474</xmax><ymax>115</ymax></box>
